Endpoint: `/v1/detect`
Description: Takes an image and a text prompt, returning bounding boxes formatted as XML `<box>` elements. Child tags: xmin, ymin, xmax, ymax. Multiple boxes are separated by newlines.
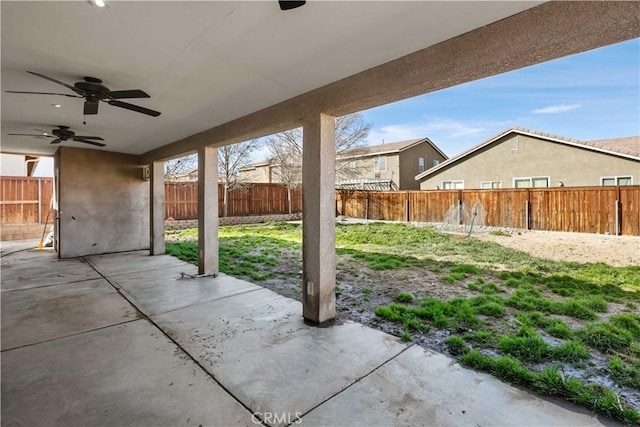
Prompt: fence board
<box><xmin>3</xmin><ymin>176</ymin><xmax>638</xmax><ymax>236</ymax></box>
<box><xmin>620</xmin><ymin>187</ymin><xmax>640</xmax><ymax>236</ymax></box>
<box><xmin>165</xmin><ymin>182</ymin><xmax>302</xmax><ymax>219</ymax></box>
<box><xmin>0</xmin><ymin>177</ymin><xmax>54</xmax><ymax>224</ymax></box>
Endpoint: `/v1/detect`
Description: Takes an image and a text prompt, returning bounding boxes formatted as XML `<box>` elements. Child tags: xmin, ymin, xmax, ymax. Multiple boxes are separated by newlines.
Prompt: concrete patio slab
<box><xmin>110</xmin><ymin>265</ymin><xmax>262</xmax><ymax>316</ymax></box>
<box><xmin>1</xmin><ymin>320</ymin><xmax>253</xmax><ymax>426</ymax></box>
<box><xmin>302</xmin><ymin>344</ymin><xmax>612</xmax><ymax>426</ymax></box>
<box><xmin>153</xmin><ymin>288</ymin><xmax>408</xmax><ymax>425</ymax></box>
<box><xmin>0</xmin><ymin>256</ymin><xmax>100</xmax><ymax>292</ymax></box>
<box><xmin>1</xmin><ymin>278</ymin><xmax>139</xmax><ymax>350</ymax></box>
<box><xmin>85</xmin><ymin>250</ymin><xmax>191</xmax><ymax>277</ymax></box>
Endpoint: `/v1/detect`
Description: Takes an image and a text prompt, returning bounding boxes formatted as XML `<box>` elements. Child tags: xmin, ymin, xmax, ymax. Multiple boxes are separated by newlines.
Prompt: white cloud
<box><xmin>366</xmin><ymin>117</ymin><xmax>515</xmax><ymax>157</ymax></box>
<box><xmin>532</xmin><ymin>104</ymin><xmax>582</xmax><ymax>114</ymax></box>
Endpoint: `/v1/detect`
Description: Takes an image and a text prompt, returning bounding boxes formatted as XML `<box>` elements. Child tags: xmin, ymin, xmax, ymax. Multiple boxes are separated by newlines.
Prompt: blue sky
<box><xmin>361</xmin><ymin>38</ymin><xmax>640</xmax><ymax>157</ymax></box>
<box><xmin>34</xmin><ymin>38</ymin><xmax>639</xmax><ymax>176</ymax></box>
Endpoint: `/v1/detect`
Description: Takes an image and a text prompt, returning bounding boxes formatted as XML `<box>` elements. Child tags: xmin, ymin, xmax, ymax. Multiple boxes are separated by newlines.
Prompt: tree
<box><xmin>266</xmin><ymin>113</ymin><xmax>372</xmax><ymax>213</ymax></box>
<box><xmin>164</xmin><ymin>153</ymin><xmax>197</xmax><ymax>180</ymax></box>
<box><xmin>218</xmin><ymin>140</ymin><xmax>261</xmax><ymax>217</ymax></box>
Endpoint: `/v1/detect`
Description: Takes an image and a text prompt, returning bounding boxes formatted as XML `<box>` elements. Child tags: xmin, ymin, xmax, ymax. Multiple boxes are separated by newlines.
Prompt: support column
<box><xmin>198</xmin><ymin>145</ymin><xmax>219</xmax><ymax>276</ymax></box>
<box><xmin>302</xmin><ymin>112</ymin><xmax>336</xmax><ymax>324</ymax></box>
<box><xmin>150</xmin><ymin>161</ymin><xmax>165</xmax><ymax>255</ymax></box>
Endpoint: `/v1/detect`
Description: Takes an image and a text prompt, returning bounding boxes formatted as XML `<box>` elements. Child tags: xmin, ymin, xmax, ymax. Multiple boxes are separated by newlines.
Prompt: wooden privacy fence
<box><xmin>3</xmin><ymin>176</ymin><xmax>638</xmax><ymax>236</ymax></box>
<box><xmin>165</xmin><ymin>182</ymin><xmax>302</xmax><ymax>219</ymax></box>
<box><xmin>337</xmin><ymin>186</ymin><xmax>640</xmax><ymax>236</ymax></box>
<box><xmin>1</xmin><ymin>177</ymin><xmax>54</xmax><ymax>224</ymax></box>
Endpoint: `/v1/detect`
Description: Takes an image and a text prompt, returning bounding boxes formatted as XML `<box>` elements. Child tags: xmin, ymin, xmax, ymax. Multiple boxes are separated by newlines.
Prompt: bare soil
<box><xmin>253</xmin><ymin>228</ymin><xmax>640</xmax><ymax>412</ymax></box>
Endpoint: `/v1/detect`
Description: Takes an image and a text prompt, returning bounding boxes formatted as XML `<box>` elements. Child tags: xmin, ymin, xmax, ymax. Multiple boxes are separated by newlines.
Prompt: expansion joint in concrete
<box><xmin>81</xmin><ymin>256</ymin><xmax>257</xmax><ymax>420</ymax></box>
<box><xmin>295</xmin><ymin>344</ymin><xmax>415</xmax><ymax>420</ymax></box>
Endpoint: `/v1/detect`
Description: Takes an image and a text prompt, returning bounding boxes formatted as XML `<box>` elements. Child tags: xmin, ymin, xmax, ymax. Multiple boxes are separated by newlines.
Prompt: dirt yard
<box><xmin>477</xmin><ymin>230</ymin><xmax>639</xmax><ymax>267</ymax></box>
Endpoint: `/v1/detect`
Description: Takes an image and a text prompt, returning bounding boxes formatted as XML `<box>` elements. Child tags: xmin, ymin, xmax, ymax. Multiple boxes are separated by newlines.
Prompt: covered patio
<box><xmin>2</xmin><ymin>1</ymin><xmax>639</xmax><ymax>424</ymax></box>
<box><xmin>1</xmin><ymin>241</ymin><xmax>615</xmax><ymax>426</ymax></box>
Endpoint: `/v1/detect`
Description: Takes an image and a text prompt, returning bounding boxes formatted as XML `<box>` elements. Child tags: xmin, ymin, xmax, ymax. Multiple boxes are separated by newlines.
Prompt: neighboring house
<box><xmin>337</xmin><ymin>138</ymin><xmax>448</xmax><ymax>190</ymax></box>
<box><xmin>167</xmin><ymin>169</ymin><xmax>198</xmax><ymax>182</ymax></box>
<box><xmin>240</xmin><ymin>138</ymin><xmax>448</xmax><ymax>190</ymax></box>
<box><xmin>0</xmin><ymin>154</ymin><xmax>40</xmax><ymax>176</ymax></box>
<box><xmin>416</xmin><ymin>128</ymin><xmax>640</xmax><ymax>190</ymax></box>
<box><xmin>238</xmin><ymin>161</ymin><xmax>276</xmax><ymax>184</ymax></box>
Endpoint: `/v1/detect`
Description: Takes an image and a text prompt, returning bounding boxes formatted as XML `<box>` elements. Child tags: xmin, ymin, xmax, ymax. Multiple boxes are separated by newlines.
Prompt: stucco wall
<box><xmin>419</xmin><ymin>134</ymin><xmax>640</xmax><ymax>190</ymax></box>
<box><xmin>57</xmin><ymin>147</ymin><xmax>149</xmax><ymax>258</ymax></box>
<box><xmin>399</xmin><ymin>143</ymin><xmax>447</xmax><ymax>190</ymax></box>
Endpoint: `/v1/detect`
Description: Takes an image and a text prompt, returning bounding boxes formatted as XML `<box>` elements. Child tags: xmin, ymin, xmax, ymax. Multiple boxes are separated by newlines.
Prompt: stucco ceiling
<box><xmin>1</xmin><ymin>1</ymin><xmax>543</xmax><ymax>157</ymax></box>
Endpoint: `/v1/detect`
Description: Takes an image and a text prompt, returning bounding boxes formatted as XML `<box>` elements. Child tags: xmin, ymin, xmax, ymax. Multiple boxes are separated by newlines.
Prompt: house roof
<box><xmin>238</xmin><ymin>161</ymin><xmax>273</xmax><ymax>172</ymax></box>
<box><xmin>338</xmin><ymin>137</ymin><xmax>448</xmax><ymax>160</ymax></box>
<box><xmin>415</xmin><ymin>127</ymin><xmax>640</xmax><ymax>181</ymax></box>
<box><xmin>585</xmin><ymin>136</ymin><xmax>640</xmax><ymax>157</ymax></box>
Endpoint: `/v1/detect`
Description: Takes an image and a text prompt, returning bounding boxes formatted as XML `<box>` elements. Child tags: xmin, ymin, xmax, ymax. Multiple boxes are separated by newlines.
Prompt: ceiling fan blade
<box><xmin>5</xmin><ymin>90</ymin><xmax>82</xmax><ymax>98</ymax></box>
<box><xmin>107</xmin><ymin>89</ymin><xmax>150</xmax><ymax>99</ymax></box>
<box><xmin>279</xmin><ymin>1</ymin><xmax>306</xmax><ymax>11</ymax></box>
<box><xmin>108</xmin><ymin>100</ymin><xmax>161</xmax><ymax>117</ymax></box>
<box><xmin>7</xmin><ymin>133</ymin><xmax>53</xmax><ymax>137</ymax></box>
<box><xmin>75</xmin><ymin>135</ymin><xmax>104</xmax><ymax>141</ymax></box>
<box><xmin>26</xmin><ymin>71</ymin><xmax>80</xmax><ymax>93</ymax></box>
<box><xmin>84</xmin><ymin>101</ymin><xmax>99</xmax><ymax>115</ymax></box>
<box><xmin>74</xmin><ymin>138</ymin><xmax>106</xmax><ymax>147</ymax></box>
<box><xmin>50</xmin><ymin>139</ymin><xmax>62</xmax><ymax>144</ymax></box>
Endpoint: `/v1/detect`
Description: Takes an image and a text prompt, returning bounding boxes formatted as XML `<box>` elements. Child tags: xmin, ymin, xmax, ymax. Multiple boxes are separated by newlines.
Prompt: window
<box><xmin>602</xmin><ymin>176</ymin><xmax>633</xmax><ymax>186</ymax></box>
<box><xmin>433</xmin><ymin>159</ymin><xmax>440</xmax><ymax>167</ymax></box>
<box><xmin>513</xmin><ymin>177</ymin><xmax>549</xmax><ymax>188</ymax></box>
<box><xmin>418</xmin><ymin>157</ymin><xmax>425</xmax><ymax>173</ymax></box>
<box><xmin>511</xmin><ymin>136</ymin><xmax>519</xmax><ymax>151</ymax></box>
<box><xmin>481</xmin><ymin>181</ymin><xmax>501</xmax><ymax>189</ymax></box>
<box><xmin>373</xmin><ymin>156</ymin><xmax>387</xmax><ymax>172</ymax></box>
<box><xmin>348</xmin><ymin>161</ymin><xmax>357</xmax><ymax>170</ymax></box>
<box><xmin>442</xmin><ymin>180</ymin><xmax>464</xmax><ymax>189</ymax></box>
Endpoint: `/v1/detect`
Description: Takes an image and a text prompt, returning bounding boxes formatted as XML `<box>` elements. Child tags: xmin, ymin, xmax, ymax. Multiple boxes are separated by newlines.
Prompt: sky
<box><xmin>360</xmin><ymin>38</ymin><xmax>640</xmax><ymax>158</ymax></box>
<box><xmin>34</xmin><ymin>37</ymin><xmax>639</xmax><ymax>176</ymax></box>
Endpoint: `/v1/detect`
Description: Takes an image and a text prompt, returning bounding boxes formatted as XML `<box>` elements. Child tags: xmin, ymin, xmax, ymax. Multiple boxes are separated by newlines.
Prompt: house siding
<box><xmin>399</xmin><ymin>143</ymin><xmax>447</xmax><ymax>190</ymax></box>
<box><xmin>419</xmin><ymin>134</ymin><xmax>640</xmax><ymax>190</ymax></box>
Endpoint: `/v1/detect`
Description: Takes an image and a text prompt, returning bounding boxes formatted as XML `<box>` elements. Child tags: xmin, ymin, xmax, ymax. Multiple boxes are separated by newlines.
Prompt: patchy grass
<box><xmin>166</xmin><ymin>221</ymin><xmax>639</xmax><ymax>421</ymax></box>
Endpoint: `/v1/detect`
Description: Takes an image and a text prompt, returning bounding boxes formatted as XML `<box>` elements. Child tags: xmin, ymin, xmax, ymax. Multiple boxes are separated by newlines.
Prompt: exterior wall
<box><xmin>57</xmin><ymin>147</ymin><xmax>149</xmax><ymax>258</ymax></box>
<box><xmin>1</xmin><ymin>154</ymin><xmax>26</xmax><ymax>176</ymax></box>
<box><xmin>239</xmin><ymin>164</ymin><xmax>273</xmax><ymax>183</ymax></box>
<box><xmin>420</xmin><ymin>134</ymin><xmax>640</xmax><ymax>190</ymax></box>
<box><xmin>340</xmin><ymin>153</ymin><xmax>400</xmax><ymax>186</ymax></box>
<box><xmin>399</xmin><ymin>143</ymin><xmax>447</xmax><ymax>190</ymax></box>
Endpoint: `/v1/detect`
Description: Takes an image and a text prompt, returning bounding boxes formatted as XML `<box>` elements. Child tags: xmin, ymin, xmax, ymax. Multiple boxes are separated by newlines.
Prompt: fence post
<box><xmin>365</xmin><ymin>196</ymin><xmax>369</xmax><ymax>220</ymax></box>
<box><xmin>615</xmin><ymin>198</ymin><xmax>620</xmax><ymax>236</ymax></box>
<box><xmin>525</xmin><ymin>200</ymin><xmax>530</xmax><ymax>230</ymax></box>
<box><xmin>38</xmin><ymin>178</ymin><xmax>42</xmax><ymax>224</ymax></box>
<box><xmin>406</xmin><ymin>192</ymin><xmax>410</xmax><ymax>222</ymax></box>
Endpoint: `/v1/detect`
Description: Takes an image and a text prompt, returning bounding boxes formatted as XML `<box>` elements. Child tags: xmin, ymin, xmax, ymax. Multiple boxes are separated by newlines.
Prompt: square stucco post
<box><xmin>150</xmin><ymin>161</ymin><xmax>165</xmax><ymax>255</ymax></box>
<box><xmin>302</xmin><ymin>112</ymin><xmax>336</xmax><ymax>324</ymax></box>
<box><xmin>198</xmin><ymin>145</ymin><xmax>219</xmax><ymax>276</ymax></box>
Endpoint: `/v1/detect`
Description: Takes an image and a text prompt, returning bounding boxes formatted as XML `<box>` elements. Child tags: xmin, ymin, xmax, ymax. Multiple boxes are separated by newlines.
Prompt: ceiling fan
<box><xmin>7</xmin><ymin>126</ymin><xmax>106</xmax><ymax>147</ymax></box>
<box><xmin>5</xmin><ymin>71</ymin><xmax>161</xmax><ymax>117</ymax></box>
